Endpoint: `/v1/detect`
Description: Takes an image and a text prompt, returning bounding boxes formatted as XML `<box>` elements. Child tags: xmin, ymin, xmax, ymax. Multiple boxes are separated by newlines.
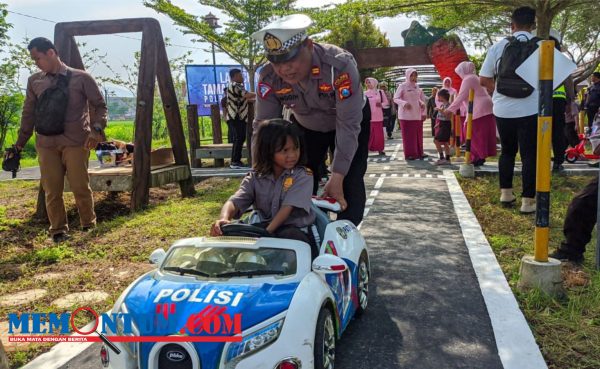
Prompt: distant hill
<box><xmin>107</xmin><ymin>97</ymin><xmax>136</xmax><ymax>121</ymax></box>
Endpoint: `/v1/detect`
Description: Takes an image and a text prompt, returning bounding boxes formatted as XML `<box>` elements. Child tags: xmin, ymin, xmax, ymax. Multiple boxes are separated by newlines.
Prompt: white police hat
<box><xmin>251</xmin><ymin>14</ymin><xmax>314</xmax><ymax>63</ymax></box>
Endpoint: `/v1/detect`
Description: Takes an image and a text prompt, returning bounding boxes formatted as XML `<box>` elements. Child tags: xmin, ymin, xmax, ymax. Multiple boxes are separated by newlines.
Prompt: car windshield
<box><xmin>161</xmin><ymin>246</ymin><xmax>297</xmax><ymax>278</ymax></box>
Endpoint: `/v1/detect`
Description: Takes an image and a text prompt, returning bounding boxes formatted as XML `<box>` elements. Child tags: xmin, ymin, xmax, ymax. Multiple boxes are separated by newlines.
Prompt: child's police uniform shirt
<box><xmin>229</xmin><ymin>167</ymin><xmax>316</xmax><ymax>228</ymax></box>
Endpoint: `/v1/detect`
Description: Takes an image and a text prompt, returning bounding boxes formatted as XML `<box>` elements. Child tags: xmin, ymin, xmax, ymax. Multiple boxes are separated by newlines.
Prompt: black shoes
<box><xmin>472</xmin><ymin>159</ymin><xmax>486</xmax><ymax>167</ymax></box>
<box><xmin>230</xmin><ymin>162</ymin><xmax>248</xmax><ymax>169</ymax></box>
<box><xmin>52</xmin><ymin>233</ymin><xmax>70</xmax><ymax>243</ymax></box>
<box><xmin>549</xmin><ymin>249</ymin><xmax>584</xmax><ymax>263</ymax></box>
<box><xmin>552</xmin><ymin>163</ymin><xmax>565</xmax><ymax>173</ymax></box>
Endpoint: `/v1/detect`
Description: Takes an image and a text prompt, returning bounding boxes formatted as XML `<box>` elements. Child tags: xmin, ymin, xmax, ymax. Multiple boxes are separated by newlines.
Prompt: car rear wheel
<box><xmin>314</xmin><ymin>307</ymin><xmax>335</xmax><ymax>369</ymax></box>
<box><xmin>355</xmin><ymin>252</ymin><xmax>369</xmax><ymax>316</ymax></box>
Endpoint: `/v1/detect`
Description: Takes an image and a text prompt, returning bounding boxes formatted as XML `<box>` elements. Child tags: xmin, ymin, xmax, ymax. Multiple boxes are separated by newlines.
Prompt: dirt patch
<box><xmin>51</xmin><ymin>291</ymin><xmax>110</xmax><ymax>309</ymax></box>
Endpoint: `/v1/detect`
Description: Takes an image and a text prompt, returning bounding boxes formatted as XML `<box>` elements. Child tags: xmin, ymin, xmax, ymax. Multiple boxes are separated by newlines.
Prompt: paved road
<box><xmin>53</xmin><ymin>137</ymin><xmax>507</xmax><ymax>369</ymax></box>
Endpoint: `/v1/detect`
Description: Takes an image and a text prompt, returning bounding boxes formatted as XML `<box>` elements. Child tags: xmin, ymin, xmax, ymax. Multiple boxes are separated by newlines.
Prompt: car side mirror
<box><xmin>149</xmin><ymin>248</ymin><xmax>166</xmax><ymax>265</ymax></box>
<box><xmin>312</xmin><ymin>254</ymin><xmax>348</xmax><ymax>274</ymax></box>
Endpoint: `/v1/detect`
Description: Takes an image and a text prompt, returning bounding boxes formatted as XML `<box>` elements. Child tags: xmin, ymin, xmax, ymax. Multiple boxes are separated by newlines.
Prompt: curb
<box><xmin>444</xmin><ymin>170</ymin><xmax>548</xmax><ymax>369</ymax></box>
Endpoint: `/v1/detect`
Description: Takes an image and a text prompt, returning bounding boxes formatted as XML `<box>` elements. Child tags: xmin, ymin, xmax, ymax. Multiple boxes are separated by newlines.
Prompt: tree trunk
<box><xmin>0</xmin><ymin>341</ymin><xmax>9</xmax><ymax>369</ymax></box>
<box><xmin>535</xmin><ymin>5</ymin><xmax>552</xmax><ymax>40</ymax></box>
<box><xmin>248</xmin><ymin>68</ymin><xmax>256</xmax><ymax>93</ymax></box>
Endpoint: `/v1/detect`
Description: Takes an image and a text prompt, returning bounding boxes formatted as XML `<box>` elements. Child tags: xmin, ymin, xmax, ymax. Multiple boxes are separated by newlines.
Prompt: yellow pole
<box><xmin>534</xmin><ymin>40</ymin><xmax>555</xmax><ymax>263</ymax></box>
<box><xmin>454</xmin><ymin>113</ymin><xmax>462</xmax><ymax>158</ymax></box>
<box><xmin>464</xmin><ymin>89</ymin><xmax>475</xmax><ymax>164</ymax></box>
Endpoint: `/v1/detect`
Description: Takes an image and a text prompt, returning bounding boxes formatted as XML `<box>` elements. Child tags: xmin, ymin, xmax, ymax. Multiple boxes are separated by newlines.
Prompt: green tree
<box><xmin>144</xmin><ymin>0</ymin><xmax>297</xmax><ymax>90</ymax></box>
<box><xmin>317</xmin><ymin>0</ymin><xmax>598</xmax><ymax>81</ymax></box>
<box><xmin>320</xmin><ymin>15</ymin><xmax>390</xmax><ymax>81</ymax></box>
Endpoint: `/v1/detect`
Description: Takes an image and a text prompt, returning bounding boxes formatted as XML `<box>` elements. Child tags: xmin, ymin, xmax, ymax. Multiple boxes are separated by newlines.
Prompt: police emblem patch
<box><xmin>334</xmin><ymin>73</ymin><xmax>350</xmax><ymax>87</ymax></box>
<box><xmin>264</xmin><ymin>33</ymin><xmax>283</xmax><ymax>54</ymax></box>
<box><xmin>283</xmin><ymin>177</ymin><xmax>294</xmax><ymax>191</ymax></box>
<box><xmin>337</xmin><ymin>81</ymin><xmax>352</xmax><ymax>100</ymax></box>
<box><xmin>258</xmin><ymin>82</ymin><xmax>272</xmax><ymax>99</ymax></box>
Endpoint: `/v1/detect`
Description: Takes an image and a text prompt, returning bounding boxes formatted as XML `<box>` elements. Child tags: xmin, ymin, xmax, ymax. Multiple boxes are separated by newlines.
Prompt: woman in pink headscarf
<box><xmin>446</xmin><ymin>61</ymin><xmax>496</xmax><ymax>166</ymax></box>
<box><xmin>436</xmin><ymin>77</ymin><xmax>457</xmax><ymax>107</ymax></box>
<box><xmin>365</xmin><ymin>77</ymin><xmax>388</xmax><ymax>155</ymax></box>
<box><xmin>394</xmin><ymin>68</ymin><xmax>428</xmax><ymax>160</ymax></box>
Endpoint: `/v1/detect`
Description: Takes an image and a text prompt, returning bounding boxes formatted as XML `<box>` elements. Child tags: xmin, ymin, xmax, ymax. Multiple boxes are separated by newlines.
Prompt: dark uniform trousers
<box><xmin>552</xmin><ymin>98</ymin><xmax>567</xmax><ymax>166</ymax></box>
<box><xmin>296</xmin><ymin>101</ymin><xmax>371</xmax><ymax>226</ymax></box>
<box><xmin>559</xmin><ymin>175</ymin><xmax>598</xmax><ymax>257</ymax></box>
<box><xmin>228</xmin><ymin>118</ymin><xmax>247</xmax><ymax>163</ymax></box>
<box><xmin>587</xmin><ymin>105</ymin><xmax>599</xmax><ymax>130</ymax></box>
<box><xmin>496</xmin><ymin>114</ymin><xmax>537</xmax><ymax>198</ymax></box>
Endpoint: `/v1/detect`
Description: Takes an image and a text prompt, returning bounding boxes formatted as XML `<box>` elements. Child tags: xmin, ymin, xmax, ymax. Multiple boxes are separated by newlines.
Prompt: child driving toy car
<box><xmin>210</xmin><ymin>119</ymin><xmax>319</xmax><ymax>258</ymax></box>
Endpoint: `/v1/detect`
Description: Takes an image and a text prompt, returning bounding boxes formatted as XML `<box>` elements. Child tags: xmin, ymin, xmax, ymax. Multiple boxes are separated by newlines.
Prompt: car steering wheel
<box><xmin>221</xmin><ymin>223</ymin><xmax>271</xmax><ymax>238</ymax></box>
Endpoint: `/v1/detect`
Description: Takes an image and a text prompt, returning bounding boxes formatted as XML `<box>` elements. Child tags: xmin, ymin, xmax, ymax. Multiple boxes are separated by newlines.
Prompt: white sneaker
<box><xmin>520</xmin><ymin>197</ymin><xmax>536</xmax><ymax>214</ymax></box>
<box><xmin>500</xmin><ymin>189</ymin><xmax>516</xmax><ymax>205</ymax></box>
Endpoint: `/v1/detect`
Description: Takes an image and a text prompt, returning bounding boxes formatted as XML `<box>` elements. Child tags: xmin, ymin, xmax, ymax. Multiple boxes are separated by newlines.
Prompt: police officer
<box><xmin>251</xmin><ymin>14</ymin><xmax>371</xmax><ymax>226</ymax></box>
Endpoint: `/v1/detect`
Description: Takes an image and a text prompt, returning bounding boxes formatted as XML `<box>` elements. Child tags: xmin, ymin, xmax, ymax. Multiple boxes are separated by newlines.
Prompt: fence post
<box><xmin>210</xmin><ymin>104</ymin><xmax>224</xmax><ymax>167</ymax></box>
<box><xmin>187</xmin><ymin>104</ymin><xmax>201</xmax><ymax>168</ymax></box>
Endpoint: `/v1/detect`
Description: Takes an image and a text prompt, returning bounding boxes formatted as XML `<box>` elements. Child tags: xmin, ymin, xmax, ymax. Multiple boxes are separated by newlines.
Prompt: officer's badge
<box><xmin>311</xmin><ymin>66</ymin><xmax>320</xmax><ymax>76</ymax></box>
<box><xmin>334</xmin><ymin>73</ymin><xmax>350</xmax><ymax>87</ymax></box>
<box><xmin>264</xmin><ymin>33</ymin><xmax>283</xmax><ymax>54</ymax></box>
<box><xmin>337</xmin><ymin>81</ymin><xmax>352</xmax><ymax>100</ymax></box>
<box><xmin>283</xmin><ymin>177</ymin><xmax>294</xmax><ymax>191</ymax></box>
<box><xmin>275</xmin><ymin>86</ymin><xmax>293</xmax><ymax>95</ymax></box>
<box><xmin>258</xmin><ymin>82</ymin><xmax>272</xmax><ymax>99</ymax></box>
<box><xmin>319</xmin><ymin>83</ymin><xmax>333</xmax><ymax>93</ymax></box>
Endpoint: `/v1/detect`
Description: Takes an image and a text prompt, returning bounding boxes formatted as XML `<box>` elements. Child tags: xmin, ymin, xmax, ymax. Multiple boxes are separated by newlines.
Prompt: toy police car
<box><xmin>101</xmin><ymin>199</ymin><xmax>369</xmax><ymax>369</ymax></box>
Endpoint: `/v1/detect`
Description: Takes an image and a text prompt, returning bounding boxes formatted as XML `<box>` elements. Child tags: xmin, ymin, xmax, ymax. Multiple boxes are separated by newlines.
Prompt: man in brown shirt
<box><xmin>14</xmin><ymin>37</ymin><xmax>107</xmax><ymax>243</ymax></box>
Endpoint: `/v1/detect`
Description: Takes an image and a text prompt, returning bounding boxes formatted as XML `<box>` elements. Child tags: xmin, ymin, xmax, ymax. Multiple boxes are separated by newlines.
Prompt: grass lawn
<box><xmin>0</xmin><ymin>177</ymin><xmax>240</xmax><ymax>368</ymax></box>
<box><xmin>459</xmin><ymin>174</ymin><xmax>600</xmax><ymax>369</ymax></box>
<box><xmin>4</xmin><ymin>118</ymin><xmax>230</xmax><ymax>168</ymax></box>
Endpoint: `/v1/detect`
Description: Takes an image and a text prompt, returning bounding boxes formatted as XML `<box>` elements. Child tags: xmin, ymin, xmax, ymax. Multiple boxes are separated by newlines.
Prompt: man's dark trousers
<box><xmin>552</xmin><ymin>98</ymin><xmax>567</xmax><ymax>166</ymax></box>
<box><xmin>496</xmin><ymin>114</ymin><xmax>538</xmax><ymax>198</ymax></box>
<box><xmin>559</xmin><ymin>176</ymin><xmax>599</xmax><ymax>258</ymax></box>
<box><xmin>297</xmin><ymin>102</ymin><xmax>371</xmax><ymax>226</ymax></box>
<box><xmin>588</xmin><ymin>105</ymin><xmax>599</xmax><ymax>129</ymax></box>
<box><xmin>229</xmin><ymin>118</ymin><xmax>247</xmax><ymax>163</ymax></box>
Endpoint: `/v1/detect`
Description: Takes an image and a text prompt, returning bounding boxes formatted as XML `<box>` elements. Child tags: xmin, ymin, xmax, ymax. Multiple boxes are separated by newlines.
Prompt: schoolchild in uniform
<box><xmin>210</xmin><ymin>119</ymin><xmax>318</xmax><ymax>258</ymax></box>
<box><xmin>433</xmin><ymin>89</ymin><xmax>453</xmax><ymax>165</ymax></box>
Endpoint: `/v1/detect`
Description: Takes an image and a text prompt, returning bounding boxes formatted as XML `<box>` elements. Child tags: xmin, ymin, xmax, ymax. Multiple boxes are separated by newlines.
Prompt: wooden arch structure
<box><xmin>52</xmin><ymin>18</ymin><xmax>195</xmax><ymax>211</ymax></box>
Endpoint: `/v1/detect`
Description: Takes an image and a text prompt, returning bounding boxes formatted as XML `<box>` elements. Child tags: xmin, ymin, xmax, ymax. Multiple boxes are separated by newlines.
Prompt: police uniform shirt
<box><xmin>228</xmin><ymin>167</ymin><xmax>316</xmax><ymax>228</ymax></box>
<box><xmin>254</xmin><ymin>42</ymin><xmax>364</xmax><ymax>176</ymax></box>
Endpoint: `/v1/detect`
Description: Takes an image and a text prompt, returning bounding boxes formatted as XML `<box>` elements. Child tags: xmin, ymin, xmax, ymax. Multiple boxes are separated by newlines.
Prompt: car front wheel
<box><xmin>355</xmin><ymin>252</ymin><xmax>369</xmax><ymax>316</ymax></box>
<box><xmin>314</xmin><ymin>307</ymin><xmax>335</xmax><ymax>369</ymax></box>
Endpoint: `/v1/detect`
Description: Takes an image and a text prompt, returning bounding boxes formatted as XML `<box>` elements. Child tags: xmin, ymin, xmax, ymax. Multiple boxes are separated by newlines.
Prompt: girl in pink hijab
<box><xmin>365</xmin><ymin>77</ymin><xmax>388</xmax><ymax>155</ymax></box>
<box><xmin>446</xmin><ymin>61</ymin><xmax>496</xmax><ymax>166</ymax></box>
<box><xmin>394</xmin><ymin>68</ymin><xmax>428</xmax><ymax>160</ymax></box>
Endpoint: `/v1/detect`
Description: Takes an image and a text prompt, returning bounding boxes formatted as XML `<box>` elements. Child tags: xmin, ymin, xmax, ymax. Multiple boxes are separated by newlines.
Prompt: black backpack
<box><xmin>2</xmin><ymin>146</ymin><xmax>21</xmax><ymax>179</ymax></box>
<box><xmin>34</xmin><ymin>70</ymin><xmax>72</xmax><ymax>136</ymax></box>
<box><xmin>495</xmin><ymin>36</ymin><xmax>540</xmax><ymax>98</ymax></box>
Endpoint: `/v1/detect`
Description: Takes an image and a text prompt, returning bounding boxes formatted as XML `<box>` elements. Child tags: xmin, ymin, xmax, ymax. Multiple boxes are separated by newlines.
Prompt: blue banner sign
<box><xmin>185</xmin><ymin>65</ymin><xmax>252</xmax><ymax>116</ymax></box>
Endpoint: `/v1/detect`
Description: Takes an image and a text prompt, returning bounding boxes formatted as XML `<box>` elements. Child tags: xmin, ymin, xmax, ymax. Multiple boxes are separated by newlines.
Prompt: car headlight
<box><xmin>225</xmin><ymin>318</ymin><xmax>284</xmax><ymax>364</ymax></box>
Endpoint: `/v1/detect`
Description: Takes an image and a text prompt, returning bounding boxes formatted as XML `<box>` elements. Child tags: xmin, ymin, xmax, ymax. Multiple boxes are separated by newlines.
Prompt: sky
<box><xmin>3</xmin><ymin>0</ymin><xmax>413</xmax><ymax>96</ymax></box>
